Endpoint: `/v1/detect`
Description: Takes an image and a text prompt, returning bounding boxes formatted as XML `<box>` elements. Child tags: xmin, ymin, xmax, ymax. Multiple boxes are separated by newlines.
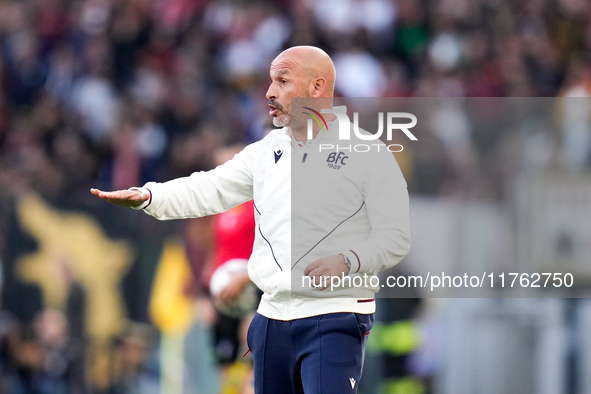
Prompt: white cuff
<box><xmin>342</xmin><ymin>250</ymin><xmax>361</xmax><ymax>274</ymax></box>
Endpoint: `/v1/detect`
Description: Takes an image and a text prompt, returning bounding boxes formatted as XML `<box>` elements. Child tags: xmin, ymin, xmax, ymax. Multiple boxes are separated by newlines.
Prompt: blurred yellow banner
<box><xmin>149</xmin><ymin>238</ymin><xmax>195</xmax><ymax>334</ymax></box>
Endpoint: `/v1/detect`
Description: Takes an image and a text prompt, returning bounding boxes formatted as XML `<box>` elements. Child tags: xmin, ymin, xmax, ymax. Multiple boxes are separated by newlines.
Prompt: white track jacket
<box><xmin>134</xmin><ymin>114</ymin><xmax>410</xmax><ymax>321</ymax></box>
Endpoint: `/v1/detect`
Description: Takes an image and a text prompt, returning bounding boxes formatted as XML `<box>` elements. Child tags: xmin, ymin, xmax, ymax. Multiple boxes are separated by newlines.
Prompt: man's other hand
<box><xmin>90</xmin><ymin>188</ymin><xmax>149</xmax><ymax>208</ymax></box>
<box><xmin>304</xmin><ymin>255</ymin><xmax>350</xmax><ymax>290</ymax></box>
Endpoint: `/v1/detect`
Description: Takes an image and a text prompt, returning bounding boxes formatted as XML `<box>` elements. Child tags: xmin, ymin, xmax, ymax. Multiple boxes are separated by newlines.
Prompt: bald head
<box><xmin>270</xmin><ymin>46</ymin><xmax>336</xmax><ymax>97</ymax></box>
<box><xmin>266</xmin><ymin>46</ymin><xmax>335</xmax><ymax>132</ymax></box>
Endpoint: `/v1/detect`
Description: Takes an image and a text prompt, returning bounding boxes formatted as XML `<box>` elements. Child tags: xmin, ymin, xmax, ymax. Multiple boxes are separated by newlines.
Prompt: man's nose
<box><xmin>266</xmin><ymin>83</ymin><xmax>276</xmax><ymax>100</ymax></box>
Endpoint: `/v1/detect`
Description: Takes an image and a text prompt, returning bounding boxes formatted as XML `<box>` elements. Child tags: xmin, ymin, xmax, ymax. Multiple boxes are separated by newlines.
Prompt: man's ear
<box><xmin>311</xmin><ymin>77</ymin><xmax>327</xmax><ymax>97</ymax></box>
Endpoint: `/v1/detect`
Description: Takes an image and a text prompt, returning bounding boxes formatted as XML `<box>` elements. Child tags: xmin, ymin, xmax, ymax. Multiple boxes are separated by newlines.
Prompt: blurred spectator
<box><xmin>110</xmin><ymin>321</ymin><xmax>158</xmax><ymax>394</ymax></box>
<box><xmin>207</xmin><ymin>145</ymin><xmax>258</xmax><ymax>393</ymax></box>
<box><xmin>0</xmin><ymin>312</ymin><xmax>71</xmax><ymax>394</ymax></box>
<box><xmin>558</xmin><ymin>56</ymin><xmax>591</xmax><ymax>171</ymax></box>
<box><xmin>333</xmin><ymin>47</ymin><xmax>387</xmax><ymax>97</ymax></box>
<box><xmin>1</xmin><ymin>0</ymin><xmax>590</xmax><ymax>201</ymax></box>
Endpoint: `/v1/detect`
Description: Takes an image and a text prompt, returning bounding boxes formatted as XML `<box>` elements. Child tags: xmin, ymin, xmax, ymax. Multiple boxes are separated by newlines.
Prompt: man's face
<box><xmin>266</xmin><ymin>58</ymin><xmax>310</xmax><ymax>128</ymax></box>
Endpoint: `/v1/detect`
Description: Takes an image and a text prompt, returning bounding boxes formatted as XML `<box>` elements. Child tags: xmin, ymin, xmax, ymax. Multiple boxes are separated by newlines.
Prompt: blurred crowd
<box><xmin>1</xmin><ymin>0</ymin><xmax>591</xmax><ymax>199</ymax></box>
<box><xmin>1</xmin><ymin>0</ymin><xmax>591</xmax><ymax>392</ymax></box>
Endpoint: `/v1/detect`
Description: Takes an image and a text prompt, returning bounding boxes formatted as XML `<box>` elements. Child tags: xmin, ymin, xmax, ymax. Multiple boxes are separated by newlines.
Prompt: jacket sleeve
<box><xmin>136</xmin><ymin>141</ymin><xmax>259</xmax><ymax>220</ymax></box>
<box><xmin>343</xmin><ymin>149</ymin><xmax>411</xmax><ymax>275</ymax></box>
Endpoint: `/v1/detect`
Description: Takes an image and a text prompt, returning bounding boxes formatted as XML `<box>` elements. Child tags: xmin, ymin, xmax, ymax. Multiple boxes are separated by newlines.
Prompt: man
<box><xmin>91</xmin><ymin>46</ymin><xmax>410</xmax><ymax>393</ymax></box>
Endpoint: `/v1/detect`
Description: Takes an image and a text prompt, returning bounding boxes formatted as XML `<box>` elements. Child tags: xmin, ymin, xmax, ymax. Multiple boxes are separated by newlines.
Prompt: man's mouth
<box><xmin>268</xmin><ymin>100</ymin><xmax>282</xmax><ymax>116</ymax></box>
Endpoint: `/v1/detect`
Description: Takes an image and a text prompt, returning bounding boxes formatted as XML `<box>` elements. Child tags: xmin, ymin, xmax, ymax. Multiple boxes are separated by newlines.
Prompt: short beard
<box><xmin>270</xmin><ymin>91</ymin><xmax>310</xmax><ymax>128</ymax></box>
<box><xmin>272</xmin><ymin>112</ymin><xmax>290</xmax><ymax>128</ymax></box>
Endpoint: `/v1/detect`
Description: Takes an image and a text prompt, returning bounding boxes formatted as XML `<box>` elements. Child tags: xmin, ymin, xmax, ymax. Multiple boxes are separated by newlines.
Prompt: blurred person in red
<box><xmin>208</xmin><ymin>145</ymin><xmax>257</xmax><ymax>392</ymax></box>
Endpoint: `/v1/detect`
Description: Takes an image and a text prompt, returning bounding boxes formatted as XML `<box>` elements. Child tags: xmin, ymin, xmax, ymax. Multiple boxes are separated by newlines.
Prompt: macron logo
<box><xmin>349</xmin><ymin>377</ymin><xmax>356</xmax><ymax>389</ymax></box>
<box><xmin>274</xmin><ymin>150</ymin><xmax>283</xmax><ymax>163</ymax></box>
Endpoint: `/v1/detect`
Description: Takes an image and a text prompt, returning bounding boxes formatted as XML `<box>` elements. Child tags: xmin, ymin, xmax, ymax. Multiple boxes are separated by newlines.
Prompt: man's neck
<box><xmin>290</xmin><ymin>126</ymin><xmax>313</xmax><ymax>144</ymax></box>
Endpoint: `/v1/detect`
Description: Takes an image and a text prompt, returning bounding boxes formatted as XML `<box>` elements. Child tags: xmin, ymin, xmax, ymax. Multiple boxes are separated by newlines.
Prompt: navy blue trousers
<box><xmin>246</xmin><ymin>312</ymin><xmax>374</xmax><ymax>393</ymax></box>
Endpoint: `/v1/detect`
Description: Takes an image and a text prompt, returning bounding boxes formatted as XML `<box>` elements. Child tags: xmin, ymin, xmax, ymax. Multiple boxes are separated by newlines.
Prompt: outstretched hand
<box><xmin>90</xmin><ymin>188</ymin><xmax>150</xmax><ymax>208</ymax></box>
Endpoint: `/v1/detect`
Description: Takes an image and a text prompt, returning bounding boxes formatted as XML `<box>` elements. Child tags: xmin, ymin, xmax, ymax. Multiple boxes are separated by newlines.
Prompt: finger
<box><xmin>307</xmin><ymin>266</ymin><xmax>329</xmax><ymax>279</ymax></box>
<box><xmin>219</xmin><ymin>288</ymin><xmax>238</xmax><ymax>304</ymax></box>
<box><xmin>225</xmin><ymin>290</ymin><xmax>239</xmax><ymax>303</ymax></box>
<box><xmin>307</xmin><ymin>271</ymin><xmax>326</xmax><ymax>289</ymax></box>
<box><xmin>217</xmin><ymin>287</ymin><xmax>229</xmax><ymax>303</ymax></box>
<box><xmin>90</xmin><ymin>188</ymin><xmax>129</xmax><ymax>199</ymax></box>
<box><xmin>218</xmin><ymin>290</ymin><xmax>229</xmax><ymax>304</ymax></box>
<box><xmin>304</xmin><ymin>261</ymin><xmax>321</xmax><ymax>276</ymax></box>
<box><xmin>314</xmin><ymin>278</ymin><xmax>328</xmax><ymax>290</ymax></box>
<box><xmin>307</xmin><ymin>268</ymin><xmax>320</xmax><ymax>280</ymax></box>
<box><xmin>91</xmin><ymin>189</ymin><xmax>115</xmax><ymax>199</ymax></box>
<box><xmin>100</xmin><ymin>190</ymin><xmax>133</xmax><ymax>200</ymax></box>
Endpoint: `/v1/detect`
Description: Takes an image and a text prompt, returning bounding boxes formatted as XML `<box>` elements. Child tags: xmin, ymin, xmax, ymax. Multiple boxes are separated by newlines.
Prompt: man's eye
<box><xmin>281</xmin><ymin>79</ymin><xmax>287</xmax><ymax>84</ymax></box>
